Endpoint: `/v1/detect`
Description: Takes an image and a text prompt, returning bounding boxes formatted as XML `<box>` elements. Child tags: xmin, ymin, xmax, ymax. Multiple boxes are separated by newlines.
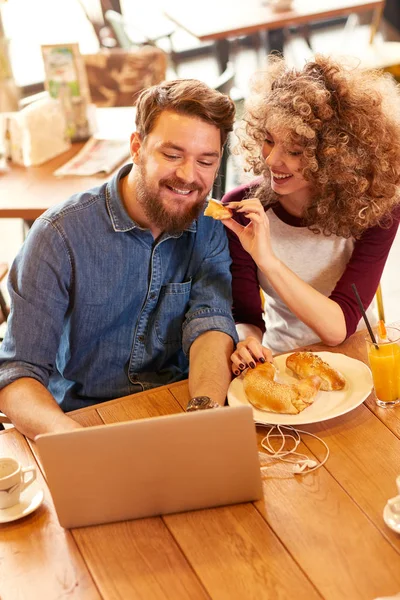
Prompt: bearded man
<box><xmin>0</xmin><ymin>80</ymin><xmax>237</xmax><ymax>440</ymax></box>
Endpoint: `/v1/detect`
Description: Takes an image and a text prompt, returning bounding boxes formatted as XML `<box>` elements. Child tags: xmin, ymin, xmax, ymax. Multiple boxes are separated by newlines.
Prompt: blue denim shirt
<box><xmin>0</xmin><ymin>164</ymin><xmax>237</xmax><ymax>411</ymax></box>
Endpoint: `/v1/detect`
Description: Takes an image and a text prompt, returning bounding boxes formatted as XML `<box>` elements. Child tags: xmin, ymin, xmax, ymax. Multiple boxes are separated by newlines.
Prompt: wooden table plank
<box><xmin>168</xmin><ymin>380</ymin><xmax>191</xmax><ymax>411</ymax></box>
<box><xmin>163</xmin><ymin>503</ymin><xmax>322</xmax><ymax>600</ymax></box>
<box><xmin>301</xmin><ymin>404</ymin><xmax>400</xmax><ymax>553</ymax></box>
<box><xmin>96</xmin><ymin>388</ymin><xmax>183</xmax><ymax>422</ymax></box>
<box><xmin>73</xmin><ymin>409</ymin><xmax>105</xmax><ymax>428</ymax></box>
<box><xmin>72</xmin><ymin>519</ymin><xmax>211</xmax><ymax>600</ymax></box>
<box><xmin>0</xmin><ymin>429</ymin><xmax>101</xmax><ymax>600</ymax></box>
<box><xmin>365</xmin><ymin>394</ymin><xmax>400</xmax><ymax>439</ymax></box>
<box><xmin>254</xmin><ymin>429</ymin><xmax>400</xmax><ymax>599</ymax></box>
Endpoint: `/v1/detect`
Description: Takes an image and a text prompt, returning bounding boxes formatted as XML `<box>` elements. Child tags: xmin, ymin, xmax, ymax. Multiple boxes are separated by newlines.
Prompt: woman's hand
<box><xmin>231</xmin><ymin>336</ymin><xmax>273</xmax><ymax>376</ymax></box>
<box><xmin>223</xmin><ymin>199</ymin><xmax>278</xmax><ymax>271</ymax></box>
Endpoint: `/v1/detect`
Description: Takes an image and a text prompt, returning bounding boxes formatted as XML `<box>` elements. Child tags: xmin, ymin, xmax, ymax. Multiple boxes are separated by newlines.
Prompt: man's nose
<box><xmin>176</xmin><ymin>159</ymin><xmax>196</xmax><ymax>182</ymax></box>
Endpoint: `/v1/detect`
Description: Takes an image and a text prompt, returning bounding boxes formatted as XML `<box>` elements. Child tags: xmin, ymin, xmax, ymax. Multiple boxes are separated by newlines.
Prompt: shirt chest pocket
<box><xmin>155</xmin><ymin>280</ymin><xmax>192</xmax><ymax>345</ymax></box>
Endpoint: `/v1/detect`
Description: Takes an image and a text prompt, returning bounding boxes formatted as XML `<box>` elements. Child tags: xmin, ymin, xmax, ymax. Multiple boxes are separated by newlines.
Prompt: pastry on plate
<box><xmin>286</xmin><ymin>352</ymin><xmax>346</xmax><ymax>391</ymax></box>
<box><xmin>243</xmin><ymin>362</ymin><xmax>322</xmax><ymax>415</ymax></box>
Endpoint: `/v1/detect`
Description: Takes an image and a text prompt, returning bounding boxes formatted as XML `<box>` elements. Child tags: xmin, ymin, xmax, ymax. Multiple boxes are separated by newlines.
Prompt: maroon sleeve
<box><xmin>330</xmin><ymin>209</ymin><xmax>400</xmax><ymax>338</ymax></box>
<box><xmin>223</xmin><ymin>183</ymin><xmax>265</xmax><ymax>334</ymax></box>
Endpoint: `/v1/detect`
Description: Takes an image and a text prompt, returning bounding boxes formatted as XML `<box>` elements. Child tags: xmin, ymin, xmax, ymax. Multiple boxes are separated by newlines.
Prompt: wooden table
<box><xmin>164</xmin><ymin>0</ymin><xmax>385</xmax><ymax>72</ymax></box>
<box><xmin>1</xmin><ymin>325</ymin><xmax>400</xmax><ymax>599</ymax></box>
<box><xmin>0</xmin><ymin>107</ymin><xmax>135</xmax><ymax>221</ymax></box>
<box><xmin>0</xmin><ymin>145</ymin><xmax>120</xmax><ymax>222</ymax></box>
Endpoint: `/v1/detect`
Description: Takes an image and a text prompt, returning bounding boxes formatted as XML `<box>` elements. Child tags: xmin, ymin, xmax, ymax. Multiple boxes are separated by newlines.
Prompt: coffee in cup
<box><xmin>268</xmin><ymin>0</ymin><xmax>293</xmax><ymax>11</ymax></box>
<box><xmin>0</xmin><ymin>457</ymin><xmax>37</xmax><ymax>509</ymax></box>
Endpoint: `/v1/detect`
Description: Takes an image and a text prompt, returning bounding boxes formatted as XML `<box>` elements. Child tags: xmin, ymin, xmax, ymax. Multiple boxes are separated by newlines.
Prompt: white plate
<box><xmin>0</xmin><ymin>481</ymin><xmax>44</xmax><ymax>524</ymax></box>
<box><xmin>227</xmin><ymin>351</ymin><xmax>373</xmax><ymax>425</ymax></box>
<box><xmin>383</xmin><ymin>503</ymin><xmax>400</xmax><ymax>534</ymax></box>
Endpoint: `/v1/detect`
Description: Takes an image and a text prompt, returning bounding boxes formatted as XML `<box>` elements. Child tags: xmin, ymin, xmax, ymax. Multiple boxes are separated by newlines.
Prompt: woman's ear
<box><xmin>130</xmin><ymin>132</ymin><xmax>142</xmax><ymax>164</ymax></box>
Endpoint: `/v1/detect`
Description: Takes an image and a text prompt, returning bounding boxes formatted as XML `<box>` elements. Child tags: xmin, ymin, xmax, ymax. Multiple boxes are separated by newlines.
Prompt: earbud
<box><xmin>292</xmin><ymin>459</ymin><xmax>318</xmax><ymax>474</ymax></box>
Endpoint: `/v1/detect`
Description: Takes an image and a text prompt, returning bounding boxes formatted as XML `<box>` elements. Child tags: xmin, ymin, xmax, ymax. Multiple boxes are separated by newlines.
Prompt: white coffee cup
<box><xmin>0</xmin><ymin>457</ymin><xmax>37</xmax><ymax>509</ymax></box>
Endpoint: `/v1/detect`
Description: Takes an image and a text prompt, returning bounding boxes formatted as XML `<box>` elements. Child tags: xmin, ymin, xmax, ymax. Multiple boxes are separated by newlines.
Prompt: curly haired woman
<box><xmin>222</xmin><ymin>55</ymin><xmax>400</xmax><ymax>373</ymax></box>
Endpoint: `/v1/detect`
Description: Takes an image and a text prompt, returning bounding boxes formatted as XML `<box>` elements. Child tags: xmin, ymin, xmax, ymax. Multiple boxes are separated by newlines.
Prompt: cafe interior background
<box><xmin>1</xmin><ymin>0</ymin><xmax>400</xmax><ymax>336</ymax></box>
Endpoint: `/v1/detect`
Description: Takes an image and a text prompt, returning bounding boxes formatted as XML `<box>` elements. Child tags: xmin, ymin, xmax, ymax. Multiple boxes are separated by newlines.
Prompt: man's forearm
<box><xmin>0</xmin><ymin>378</ymin><xmax>82</xmax><ymax>440</ymax></box>
<box><xmin>188</xmin><ymin>331</ymin><xmax>234</xmax><ymax>406</ymax></box>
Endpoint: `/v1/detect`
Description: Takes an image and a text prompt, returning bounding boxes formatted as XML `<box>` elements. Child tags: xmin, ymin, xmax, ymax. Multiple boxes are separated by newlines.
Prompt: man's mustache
<box><xmin>160</xmin><ymin>177</ymin><xmax>202</xmax><ymax>193</ymax></box>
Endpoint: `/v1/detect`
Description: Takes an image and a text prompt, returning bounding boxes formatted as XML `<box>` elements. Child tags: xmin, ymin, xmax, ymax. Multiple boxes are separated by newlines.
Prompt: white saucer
<box><xmin>383</xmin><ymin>503</ymin><xmax>400</xmax><ymax>534</ymax></box>
<box><xmin>0</xmin><ymin>481</ymin><xmax>44</xmax><ymax>524</ymax></box>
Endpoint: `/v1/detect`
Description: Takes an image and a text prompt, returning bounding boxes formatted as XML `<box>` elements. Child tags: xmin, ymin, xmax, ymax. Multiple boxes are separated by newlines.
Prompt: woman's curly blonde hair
<box><xmin>237</xmin><ymin>54</ymin><xmax>400</xmax><ymax>238</ymax></box>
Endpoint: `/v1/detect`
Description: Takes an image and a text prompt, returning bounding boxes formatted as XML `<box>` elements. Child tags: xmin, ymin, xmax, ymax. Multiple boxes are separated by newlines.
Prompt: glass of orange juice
<box><xmin>366</xmin><ymin>327</ymin><xmax>400</xmax><ymax>408</ymax></box>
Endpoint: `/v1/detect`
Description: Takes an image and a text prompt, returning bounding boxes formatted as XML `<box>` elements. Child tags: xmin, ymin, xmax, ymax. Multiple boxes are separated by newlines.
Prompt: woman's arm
<box><xmin>224</xmin><ymin>199</ymin><xmax>347</xmax><ymax>346</ymax></box>
<box><xmin>224</xmin><ymin>189</ymin><xmax>273</xmax><ymax>371</ymax></box>
<box><xmin>329</xmin><ymin>216</ymin><xmax>400</xmax><ymax>336</ymax></box>
<box><xmin>225</xmin><ymin>199</ymin><xmax>399</xmax><ymax>347</ymax></box>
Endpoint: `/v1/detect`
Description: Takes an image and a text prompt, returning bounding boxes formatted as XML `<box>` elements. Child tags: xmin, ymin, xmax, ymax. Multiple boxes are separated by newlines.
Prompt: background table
<box><xmin>0</xmin><ymin>144</ymin><xmax>113</xmax><ymax>221</ymax></box>
<box><xmin>0</xmin><ymin>106</ymin><xmax>135</xmax><ymax>221</ymax></box>
<box><xmin>1</xmin><ymin>324</ymin><xmax>400</xmax><ymax>599</ymax></box>
<box><xmin>164</xmin><ymin>0</ymin><xmax>384</xmax><ymax>72</ymax></box>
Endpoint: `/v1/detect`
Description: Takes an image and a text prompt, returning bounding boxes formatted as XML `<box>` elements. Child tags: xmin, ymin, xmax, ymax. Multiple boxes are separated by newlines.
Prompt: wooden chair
<box><xmin>83</xmin><ymin>46</ymin><xmax>167</xmax><ymax>108</ymax></box>
<box><xmin>211</xmin><ymin>62</ymin><xmax>245</xmax><ymax>200</ymax></box>
<box><xmin>105</xmin><ymin>9</ymin><xmax>178</xmax><ymax>71</ymax></box>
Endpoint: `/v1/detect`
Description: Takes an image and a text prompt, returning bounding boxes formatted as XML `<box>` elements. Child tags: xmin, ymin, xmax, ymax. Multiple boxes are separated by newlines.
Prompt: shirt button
<box><xmin>149</xmin><ymin>292</ymin><xmax>156</xmax><ymax>300</ymax></box>
<box><xmin>138</xmin><ymin>335</ymin><xmax>145</xmax><ymax>343</ymax></box>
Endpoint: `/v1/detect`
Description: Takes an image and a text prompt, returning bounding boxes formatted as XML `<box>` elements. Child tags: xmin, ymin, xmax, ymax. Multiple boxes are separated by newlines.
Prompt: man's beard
<box><xmin>135</xmin><ymin>163</ymin><xmax>209</xmax><ymax>234</ymax></box>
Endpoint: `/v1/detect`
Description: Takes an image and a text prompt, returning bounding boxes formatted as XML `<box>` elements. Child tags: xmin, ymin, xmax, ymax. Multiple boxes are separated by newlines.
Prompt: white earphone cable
<box><xmin>259</xmin><ymin>424</ymin><xmax>330</xmax><ymax>475</ymax></box>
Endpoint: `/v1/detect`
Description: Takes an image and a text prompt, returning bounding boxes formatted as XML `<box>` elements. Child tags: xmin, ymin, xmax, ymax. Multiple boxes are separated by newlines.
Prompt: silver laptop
<box><xmin>36</xmin><ymin>405</ymin><xmax>263</xmax><ymax>528</ymax></box>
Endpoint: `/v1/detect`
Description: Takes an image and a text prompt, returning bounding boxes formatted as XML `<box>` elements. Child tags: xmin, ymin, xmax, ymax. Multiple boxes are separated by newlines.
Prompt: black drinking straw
<box><xmin>351</xmin><ymin>283</ymin><xmax>379</xmax><ymax>350</ymax></box>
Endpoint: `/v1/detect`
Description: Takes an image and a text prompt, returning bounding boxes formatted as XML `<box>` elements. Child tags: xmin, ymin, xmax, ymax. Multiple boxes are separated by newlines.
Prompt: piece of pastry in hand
<box><xmin>243</xmin><ymin>362</ymin><xmax>322</xmax><ymax>415</ymax></box>
<box><xmin>203</xmin><ymin>199</ymin><xmax>232</xmax><ymax>220</ymax></box>
<box><xmin>286</xmin><ymin>352</ymin><xmax>346</xmax><ymax>391</ymax></box>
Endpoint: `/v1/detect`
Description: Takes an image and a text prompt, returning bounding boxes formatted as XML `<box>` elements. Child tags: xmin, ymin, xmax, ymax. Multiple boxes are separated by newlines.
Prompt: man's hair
<box><xmin>135</xmin><ymin>79</ymin><xmax>235</xmax><ymax>147</ymax></box>
<box><xmin>237</xmin><ymin>54</ymin><xmax>400</xmax><ymax>238</ymax></box>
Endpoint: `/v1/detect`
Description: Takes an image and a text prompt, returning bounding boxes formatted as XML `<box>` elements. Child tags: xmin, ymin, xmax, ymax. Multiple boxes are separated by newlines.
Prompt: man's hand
<box><xmin>0</xmin><ymin>378</ymin><xmax>83</xmax><ymax>441</ymax></box>
<box><xmin>188</xmin><ymin>331</ymin><xmax>234</xmax><ymax>407</ymax></box>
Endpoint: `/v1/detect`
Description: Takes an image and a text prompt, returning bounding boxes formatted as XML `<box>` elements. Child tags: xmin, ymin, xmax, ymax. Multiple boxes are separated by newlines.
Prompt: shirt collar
<box><xmin>106</xmin><ymin>163</ymin><xmax>197</xmax><ymax>235</ymax></box>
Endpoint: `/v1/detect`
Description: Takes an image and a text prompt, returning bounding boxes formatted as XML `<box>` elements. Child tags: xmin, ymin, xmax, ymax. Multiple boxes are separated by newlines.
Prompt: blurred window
<box><xmin>1</xmin><ymin>0</ymin><xmax>99</xmax><ymax>90</ymax></box>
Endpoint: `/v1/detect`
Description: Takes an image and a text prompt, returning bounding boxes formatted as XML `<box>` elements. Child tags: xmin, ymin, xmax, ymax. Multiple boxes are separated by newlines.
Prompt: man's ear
<box><xmin>130</xmin><ymin>132</ymin><xmax>142</xmax><ymax>164</ymax></box>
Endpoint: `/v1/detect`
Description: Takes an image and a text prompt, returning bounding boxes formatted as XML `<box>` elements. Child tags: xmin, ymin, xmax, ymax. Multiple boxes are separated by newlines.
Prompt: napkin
<box><xmin>7</xmin><ymin>97</ymin><xmax>71</xmax><ymax>166</ymax></box>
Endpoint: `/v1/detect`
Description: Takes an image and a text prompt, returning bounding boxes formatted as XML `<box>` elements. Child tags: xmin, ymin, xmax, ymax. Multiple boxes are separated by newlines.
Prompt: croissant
<box><xmin>204</xmin><ymin>199</ymin><xmax>232</xmax><ymax>220</ymax></box>
<box><xmin>286</xmin><ymin>352</ymin><xmax>346</xmax><ymax>391</ymax></box>
<box><xmin>243</xmin><ymin>362</ymin><xmax>322</xmax><ymax>415</ymax></box>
